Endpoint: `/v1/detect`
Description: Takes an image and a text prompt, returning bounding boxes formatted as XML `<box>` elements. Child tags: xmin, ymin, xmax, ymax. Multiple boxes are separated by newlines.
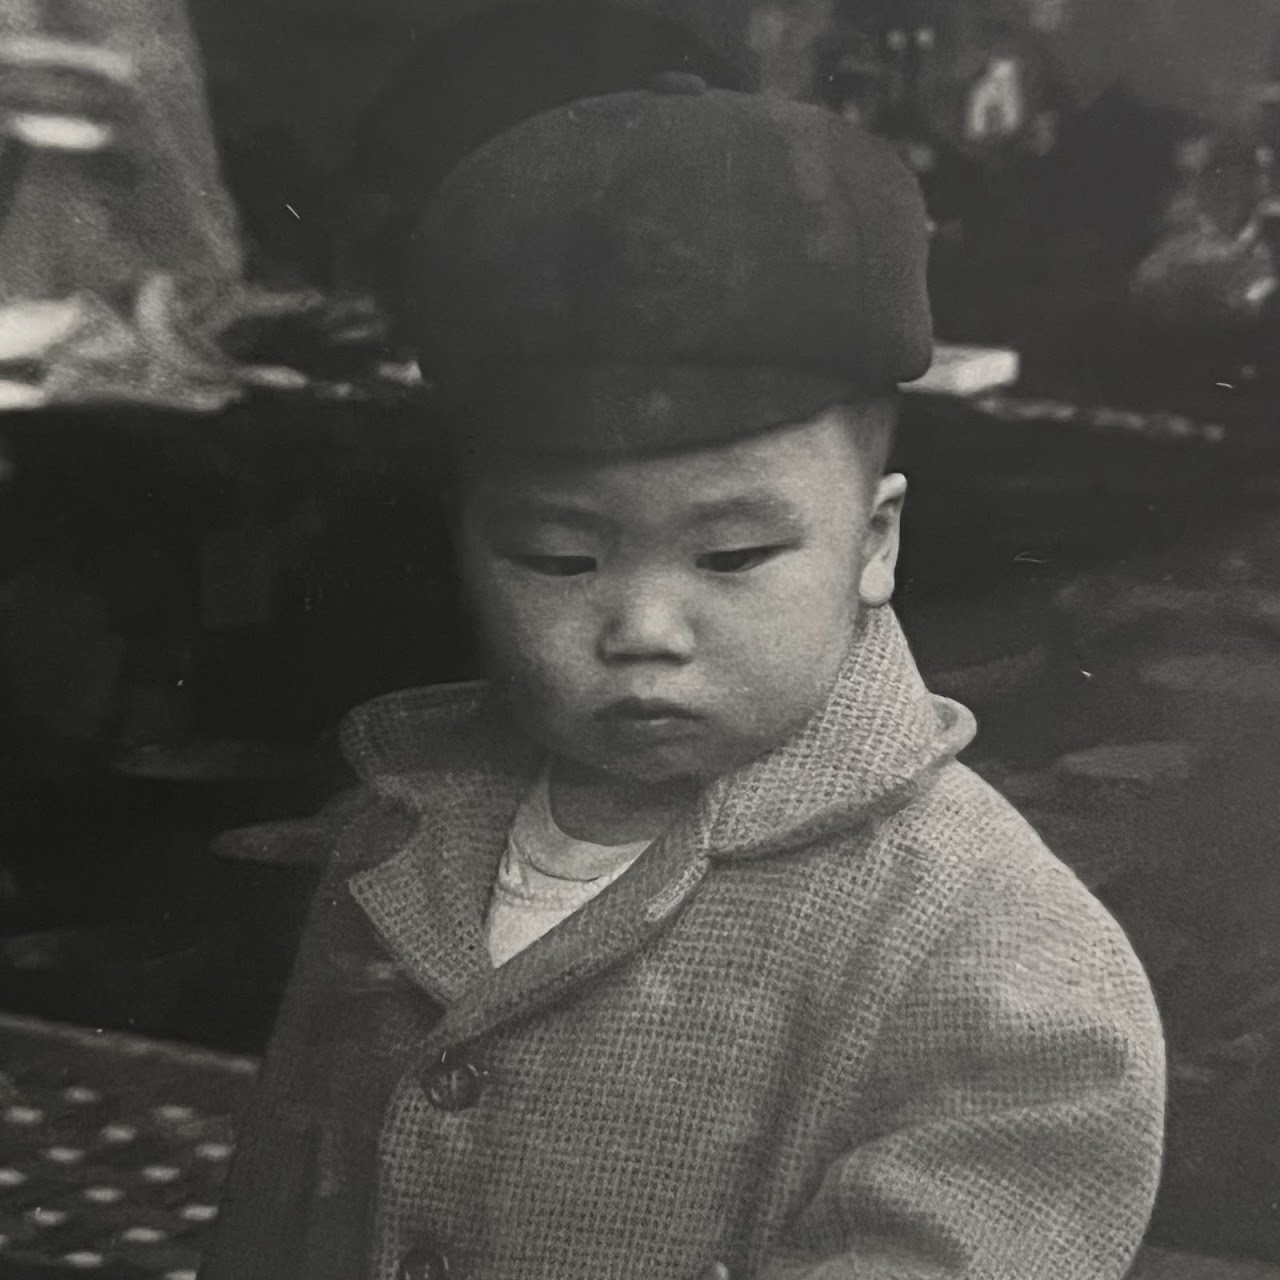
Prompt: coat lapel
<box><xmin>347</xmin><ymin>747</ymin><xmax>716</xmax><ymax>1053</ymax></box>
<box><xmin>419</xmin><ymin>796</ymin><xmax>715</xmax><ymax>1057</ymax></box>
<box><xmin>346</xmin><ymin>695</ymin><xmax>541</xmax><ymax>1006</ymax></box>
<box><xmin>347</xmin><ymin>796</ymin><xmax>510</xmax><ymax>1006</ymax></box>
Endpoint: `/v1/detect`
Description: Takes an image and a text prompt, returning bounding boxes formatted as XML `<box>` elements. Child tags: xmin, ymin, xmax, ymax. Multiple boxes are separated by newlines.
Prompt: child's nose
<box><xmin>597</xmin><ymin>574</ymin><xmax>695</xmax><ymax>663</ymax></box>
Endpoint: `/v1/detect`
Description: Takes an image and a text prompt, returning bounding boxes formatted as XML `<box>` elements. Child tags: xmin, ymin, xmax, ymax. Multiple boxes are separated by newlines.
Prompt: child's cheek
<box><xmin>488</xmin><ymin>579</ymin><xmax>597</xmax><ymax>685</ymax></box>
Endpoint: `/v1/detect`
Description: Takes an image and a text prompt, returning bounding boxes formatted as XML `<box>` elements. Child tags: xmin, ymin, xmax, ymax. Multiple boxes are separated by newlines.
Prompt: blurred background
<box><xmin>4</xmin><ymin>0</ymin><xmax>1280</xmax><ymax>1276</ymax></box>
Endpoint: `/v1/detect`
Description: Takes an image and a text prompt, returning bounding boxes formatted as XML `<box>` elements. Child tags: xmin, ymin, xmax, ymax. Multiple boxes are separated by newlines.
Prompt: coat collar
<box><xmin>701</xmin><ymin>602</ymin><xmax>972</xmax><ymax>862</ymax></box>
<box><xmin>342</xmin><ymin>605</ymin><xmax>973</xmax><ymax>1056</ymax></box>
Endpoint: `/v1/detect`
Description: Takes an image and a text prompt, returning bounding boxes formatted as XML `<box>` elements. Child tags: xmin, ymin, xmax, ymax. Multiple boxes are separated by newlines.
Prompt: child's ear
<box><xmin>858</xmin><ymin>473</ymin><xmax>907</xmax><ymax>608</ymax></box>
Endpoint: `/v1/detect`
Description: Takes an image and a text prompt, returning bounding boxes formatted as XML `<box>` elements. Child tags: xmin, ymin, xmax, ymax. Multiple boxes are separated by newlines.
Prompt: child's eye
<box><xmin>696</xmin><ymin>545</ymin><xmax>787</xmax><ymax>574</ymax></box>
<box><xmin>511</xmin><ymin>553</ymin><xmax>597</xmax><ymax>577</ymax></box>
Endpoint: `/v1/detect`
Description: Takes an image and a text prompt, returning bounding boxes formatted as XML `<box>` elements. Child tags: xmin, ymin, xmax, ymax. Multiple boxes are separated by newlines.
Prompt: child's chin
<box><xmin>589</xmin><ymin>738</ymin><xmax>753</xmax><ymax>788</ymax></box>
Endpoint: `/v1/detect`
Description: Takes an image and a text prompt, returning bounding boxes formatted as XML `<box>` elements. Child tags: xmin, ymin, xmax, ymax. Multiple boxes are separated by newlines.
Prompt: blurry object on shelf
<box><xmin>0</xmin><ymin>29</ymin><xmax>135</xmax><ymax>155</ymax></box>
<box><xmin>966</xmin><ymin>392</ymin><xmax>1227</xmax><ymax>445</ymax></box>
<box><xmin>905</xmin><ymin>342</ymin><xmax>1020</xmax><ymax>396</ymax></box>
<box><xmin>0</xmin><ymin>278</ymin><xmax>238</xmax><ymax>413</ymax></box>
<box><xmin>0</xmin><ymin>280</ymin><xmax>405</xmax><ymax>411</ymax></box>
<box><xmin>821</xmin><ymin>17</ymin><xmax>946</xmax><ymax>156</ymax></box>
<box><xmin>871</xmin><ymin>10</ymin><xmax>1059</xmax><ymax>163</ymax></box>
<box><xmin>0</xmin><ymin>295</ymin><xmax>81</xmax><ymax>360</ymax></box>
<box><xmin>0</xmin><ymin>0</ymin><xmax>299</xmax><ymax>412</ymax></box>
<box><xmin>965</xmin><ymin>53</ymin><xmax>1026</xmax><ymax>144</ymax></box>
<box><xmin>823</xmin><ymin>10</ymin><xmax>1066</xmax><ymax>348</ymax></box>
<box><xmin>0</xmin><ymin>0</ymin><xmax>240</xmax><ymax>296</ymax></box>
<box><xmin>0</xmin><ymin>379</ymin><xmax>47</xmax><ymax>409</ymax></box>
<box><xmin>1023</xmin><ymin>0</ymin><xmax>1070</xmax><ymax>35</ymax></box>
<box><xmin>214</xmin><ymin>290</ymin><xmax>390</xmax><ymax>383</ymax></box>
<box><xmin>820</xmin><ymin>29</ymin><xmax>889</xmax><ymax>131</ymax></box>
<box><xmin>1131</xmin><ymin>133</ymin><xmax>1278</xmax><ymax>333</ymax></box>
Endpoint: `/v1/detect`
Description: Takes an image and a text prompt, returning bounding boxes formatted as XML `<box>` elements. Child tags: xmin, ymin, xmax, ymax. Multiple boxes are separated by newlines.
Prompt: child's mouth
<box><xmin>595</xmin><ymin>698</ymin><xmax>705</xmax><ymax>739</ymax></box>
<box><xmin>597</xmin><ymin>697</ymin><xmax>701</xmax><ymax>722</ymax></box>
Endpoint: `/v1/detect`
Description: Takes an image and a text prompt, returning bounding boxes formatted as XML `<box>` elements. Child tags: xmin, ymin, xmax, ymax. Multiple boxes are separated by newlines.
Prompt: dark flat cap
<box><xmin>410</xmin><ymin>76</ymin><xmax>933</xmax><ymax>455</ymax></box>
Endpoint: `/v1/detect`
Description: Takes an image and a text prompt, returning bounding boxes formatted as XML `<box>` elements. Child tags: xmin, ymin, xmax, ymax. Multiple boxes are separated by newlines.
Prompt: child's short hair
<box><xmin>434</xmin><ymin>395</ymin><xmax>899</xmax><ymax>510</ymax></box>
<box><xmin>837</xmin><ymin>396</ymin><xmax>899</xmax><ymax>480</ymax></box>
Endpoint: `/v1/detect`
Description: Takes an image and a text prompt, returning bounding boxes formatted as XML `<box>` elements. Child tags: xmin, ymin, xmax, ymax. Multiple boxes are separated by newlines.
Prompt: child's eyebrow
<box><xmin>484</xmin><ymin>493</ymin><xmax>804</xmax><ymax>535</ymax></box>
<box><xmin>683</xmin><ymin>494</ymin><xmax>805</xmax><ymax>533</ymax></box>
<box><xmin>487</xmin><ymin>499</ymin><xmax>608</xmax><ymax>532</ymax></box>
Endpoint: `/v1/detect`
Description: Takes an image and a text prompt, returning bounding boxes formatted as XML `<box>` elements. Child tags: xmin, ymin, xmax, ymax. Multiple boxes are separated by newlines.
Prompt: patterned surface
<box><xmin>0</xmin><ymin>1013</ymin><xmax>256</xmax><ymax>1278</ymax></box>
<box><xmin>0</xmin><ymin>1012</ymin><xmax>1274</xmax><ymax>1276</ymax></box>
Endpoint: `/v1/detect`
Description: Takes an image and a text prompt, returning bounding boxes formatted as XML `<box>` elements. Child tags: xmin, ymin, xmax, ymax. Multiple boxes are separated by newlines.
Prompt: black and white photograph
<box><xmin>1</xmin><ymin>0</ymin><xmax>1279</xmax><ymax>1277</ymax></box>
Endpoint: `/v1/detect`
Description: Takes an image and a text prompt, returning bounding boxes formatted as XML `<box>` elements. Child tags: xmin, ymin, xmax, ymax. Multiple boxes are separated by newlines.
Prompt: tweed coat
<box><xmin>203</xmin><ymin>606</ymin><xmax>1166</xmax><ymax>1280</ymax></box>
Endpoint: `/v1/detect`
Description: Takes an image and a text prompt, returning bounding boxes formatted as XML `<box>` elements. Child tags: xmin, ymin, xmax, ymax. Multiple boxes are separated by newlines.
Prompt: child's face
<box><xmin>458</xmin><ymin>407</ymin><xmax>905</xmax><ymax>785</ymax></box>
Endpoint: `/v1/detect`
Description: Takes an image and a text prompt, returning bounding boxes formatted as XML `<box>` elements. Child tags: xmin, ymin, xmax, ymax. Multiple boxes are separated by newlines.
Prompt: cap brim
<box><xmin>438</xmin><ymin>362</ymin><xmax>868</xmax><ymax>459</ymax></box>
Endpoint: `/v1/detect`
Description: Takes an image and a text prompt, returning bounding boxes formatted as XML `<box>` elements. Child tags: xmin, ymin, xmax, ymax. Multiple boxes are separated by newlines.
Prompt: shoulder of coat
<box><xmin>337</xmin><ymin>680</ymin><xmax>491</xmax><ymax>782</ymax></box>
<box><xmin>843</xmin><ymin>759</ymin><xmax>1070</xmax><ymax>918</ymax></box>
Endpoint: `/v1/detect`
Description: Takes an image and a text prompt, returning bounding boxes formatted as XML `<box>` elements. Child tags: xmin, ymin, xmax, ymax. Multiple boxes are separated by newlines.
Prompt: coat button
<box><xmin>397</xmin><ymin>1244</ymin><xmax>450</xmax><ymax>1280</ymax></box>
<box><xmin>424</xmin><ymin>1059</ymin><xmax>484</xmax><ymax>1112</ymax></box>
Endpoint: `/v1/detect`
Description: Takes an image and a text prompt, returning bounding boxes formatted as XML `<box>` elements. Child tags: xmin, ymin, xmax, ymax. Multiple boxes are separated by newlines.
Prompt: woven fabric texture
<box><xmin>203</xmin><ymin>606</ymin><xmax>1165</xmax><ymax>1280</ymax></box>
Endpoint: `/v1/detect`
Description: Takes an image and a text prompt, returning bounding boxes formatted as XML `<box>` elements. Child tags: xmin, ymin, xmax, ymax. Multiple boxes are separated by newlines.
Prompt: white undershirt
<box><xmin>485</xmin><ymin>770</ymin><xmax>652</xmax><ymax>968</ymax></box>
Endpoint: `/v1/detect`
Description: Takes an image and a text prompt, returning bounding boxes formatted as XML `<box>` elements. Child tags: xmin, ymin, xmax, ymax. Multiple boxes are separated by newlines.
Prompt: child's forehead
<box><xmin>481</xmin><ymin>474</ymin><xmax>804</xmax><ymax>530</ymax></box>
<box><xmin>466</xmin><ymin>415</ymin><xmax>870</xmax><ymax>517</ymax></box>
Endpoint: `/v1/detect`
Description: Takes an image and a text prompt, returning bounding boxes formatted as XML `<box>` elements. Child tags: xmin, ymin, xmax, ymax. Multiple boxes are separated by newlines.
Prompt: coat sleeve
<box><xmin>201</xmin><ymin>787</ymin><xmax>420</xmax><ymax>1280</ymax></box>
<box><xmin>757</xmin><ymin>851</ymin><xmax>1166</xmax><ymax>1280</ymax></box>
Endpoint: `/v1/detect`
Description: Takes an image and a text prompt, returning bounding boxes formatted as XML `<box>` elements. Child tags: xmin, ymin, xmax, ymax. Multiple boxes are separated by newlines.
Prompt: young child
<box><xmin>204</xmin><ymin>76</ymin><xmax>1165</xmax><ymax>1280</ymax></box>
